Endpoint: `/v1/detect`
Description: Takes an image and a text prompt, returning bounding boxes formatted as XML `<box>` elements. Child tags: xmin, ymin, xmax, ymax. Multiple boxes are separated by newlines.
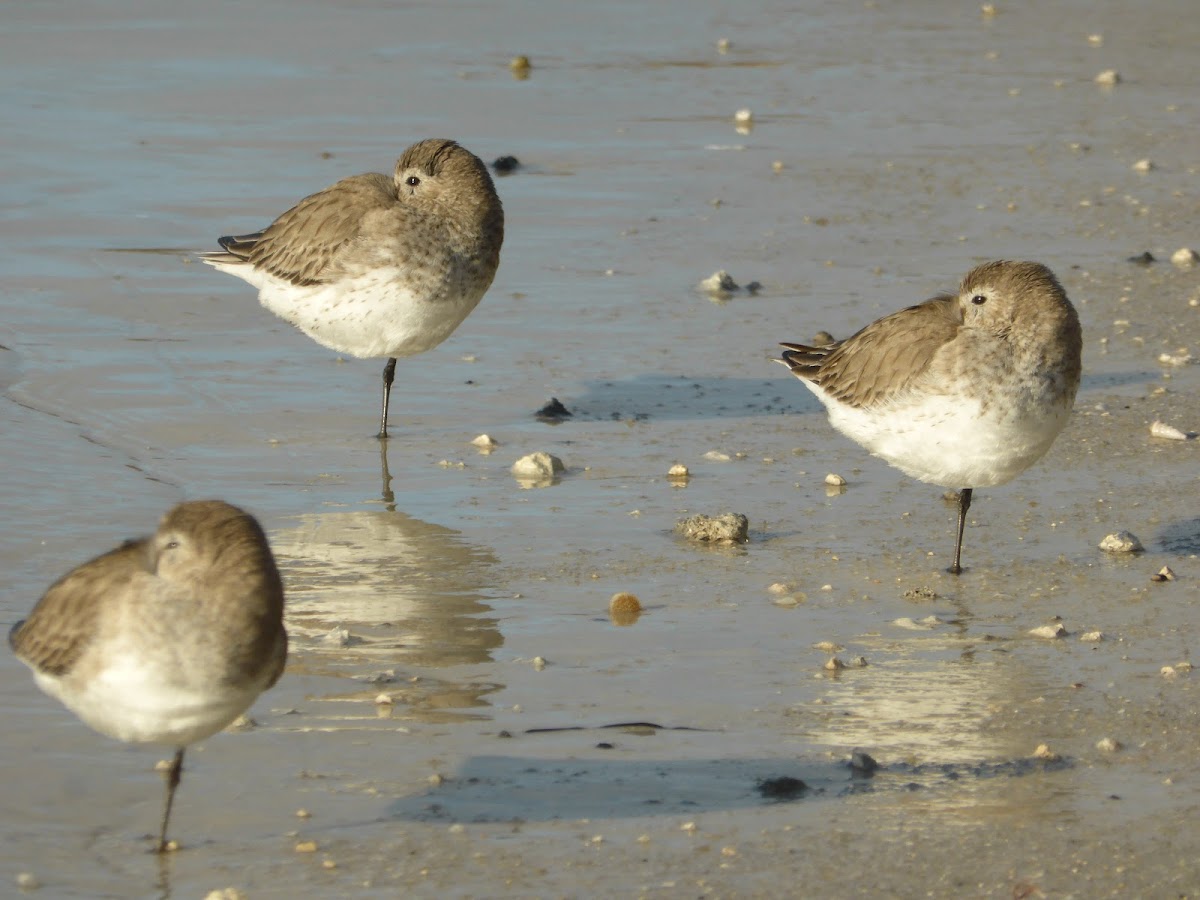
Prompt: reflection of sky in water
<box><xmin>272</xmin><ymin>508</ymin><xmax>503</xmax><ymax>669</ymax></box>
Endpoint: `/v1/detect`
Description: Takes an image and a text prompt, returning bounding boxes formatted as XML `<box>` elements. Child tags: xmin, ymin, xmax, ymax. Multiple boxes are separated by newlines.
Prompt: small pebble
<box><xmin>609</xmin><ymin>592</ymin><xmax>642</xmax><ymax>614</ymax></box>
<box><xmin>849</xmin><ymin>750</ymin><xmax>878</xmax><ymax>774</ymax></box>
<box><xmin>824</xmin><ymin>657</ymin><xmax>845</xmax><ymax>671</ymax></box>
<box><xmin>509</xmin><ymin>55</ymin><xmax>531</xmax><ymax>73</ymax></box>
<box><xmin>1171</xmin><ymin>248</ymin><xmax>1198</xmax><ymax>268</ymax></box>
<box><xmin>700</xmin><ymin>270</ymin><xmax>740</xmax><ymax>294</ymax></box>
<box><xmin>771</xmin><ymin>160</ymin><xmax>785</xmax><ymax>173</ymax></box>
<box><xmin>1099</xmin><ymin>531</ymin><xmax>1144</xmax><ymax>553</ymax></box>
<box><xmin>533</xmin><ymin>656</ymin><xmax>547</xmax><ymax>670</ymax></box>
<box><xmin>511</xmin><ymin>451</ymin><xmax>565</xmax><ymax>484</ymax></box>
<box><xmin>491</xmin><ymin>156</ymin><xmax>520</xmax><ymax>175</ymax></box>
<box><xmin>1087</xmin><ymin>33</ymin><xmax>1104</xmax><ymax>46</ymax></box>
<box><xmin>824</xmin><ymin>473</ymin><xmax>847</xmax><ymax>486</ymax></box>
<box><xmin>295</xmin><ymin>809</ymin><xmax>311</xmax><ymax>819</ymax></box>
<box><xmin>321</xmin><ymin>625</ymin><xmax>353</xmax><ymax>647</ymax></box>
<box><xmin>226</xmin><ymin>713</ymin><xmax>257</xmax><ymax>732</ymax></box>
<box><xmin>902</xmin><ymin>586</ymin><xmax>939</xmax><ymax>601</ymax></box>
<box><xmin>674</xmin><ymin>512</ymin><xmax>749</xmax><ymax>544</ymax></box>
<box><xmin>757</xmin><ymin>775</ymin><xmax>808</xmax><ymax>799</ymax></box>
<box><xmin>1162</xmin><ymin>666</ymin><xmax>1179</xmax><ymax>679</ymax></box>
<box><xmin>767</xmin><ymin>582</ymin><xmax>792</xmax><ymax>595</ymax></box>
<box><xmin>1096</xmin><ymin>737</ymin><xmax>1122</xmax><ymax>753</ymax></box>
<box><xmin>1034</xmin><ymin>744</ymin><xmax>1061</xmax><ymax>762</ymax></box>
<box><xmin>772</xmin><ymin>594</ymin><xmax>804</xmax><ymax>608</ymax></box>
<box><xmin>703</xmin><ymin>450</ymin><xmax>731</xmax><ymax>462</ymax></box>
<box><xmin>813</xmin><ymin>641</ymin><xmax>844</xmax><ymax>653</ymax></box>
<box><xmin>680</xmin><ymin>821</ymin><xmax>698</xmax><ymax>833</ymax></box>
<box><xmin>609</xmin><ymin>592</ymin><xmax>643</xmax><ymax>626</ymax></box>
<box><xmin>471</xmin><ymin>433</ymin><xmax>499</xmax><ymax>450</ymax></box>
<box><xmin>1079</xmin><ymin>630</ymin><xmax>1104</xmax><ymax>642</ymax></box>
<box><xmin>1150</xmin><ymin>421</ymin><xmax>1190</xmax><ymax>440</ymax></box>
<box><xmin>534</xmin><ymin>397</ymin><xmax>572</xmax><ymax>421</ymax></box>
<box><xmin>1158</xmin><ymin>350</ymin><xmax>1192</xmax><ymax>366</ymax></box>
<box><xmin>15</xmin><ymin>873</ymin><xmax>39</xmax><ymax>891</ymax></box>
<box><xmin>667</xmin><ymin>463</ymin><xmax>690</xmax><ymax>480</ymax></box>
<box><xmin>321</xmin><ymin>859</ymin><xmax>337</xmax><ymax>870</ymax></box>
<box><xmin>374</xmin><ymin>693</ymin><xmax>394</xmax><ymax>706</ymax></box>
<box><xmin>1151</xmin><ymin>566</ymin><xmax>1176</xmax><ymax>583</ymax></box>
<box><xmin>733</xmin><ymin>108</ymin><xmax>753</xmax><ymax>124</ymax></box>
<box><xmin>716</xmin><ymin>37</ymin><xmax>731</xmax><ymax>53</ymax></box>
<box><xmin>295</xmin><ymin>840</ymin><xmax>319</xmax><ymax>854</ymax></box>
<box><xmin>1029</xmin><ymin>623</ymin><xmax>1067</xmax><ymax>639</ymax></box>
<box><xmin>448</xmin><ymin>823</ymin><xmax>466</xmax><ymax>834</ymax></box>
<box><xmin>1131</xmin><ymin>159</ymin><xmax>1154</xmax><ymax>173</ymax></box>
<box><xmin>203</xmin><ymin>891</ymin><xmax>246</xmax><ymax>900</ymax></box>
<box><xmin>428</xmin><ymin>773</ymin><xmax>444</xmax><ymax>786</ymax></box>
<box><xmin>1094</xmin><ymin>69</ymin><xmax>1120</xmax><ymax>85</ymax></box>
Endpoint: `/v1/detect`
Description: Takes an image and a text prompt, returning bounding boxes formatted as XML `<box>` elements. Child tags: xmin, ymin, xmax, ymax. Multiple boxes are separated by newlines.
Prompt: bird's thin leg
<box><xmin>378</xmin><ymin>357</ymin><xmax>397</xmax><ymax>440</ymax></box>
<box><xmin>156</xmin><ymin>748</ymin><xmax>185</xmax><ymax>853</ymax></box>
<box><xmin>949</xmin><ymin>488</ymin><xmax>973</xmax><ymax>576</ymax></box>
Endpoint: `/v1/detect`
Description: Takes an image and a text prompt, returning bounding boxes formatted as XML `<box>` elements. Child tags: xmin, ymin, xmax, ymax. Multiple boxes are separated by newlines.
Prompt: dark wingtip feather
<box><xmin>777</xmin><ymin>342</ymin><xmax>831</xmax><ymax>379</ymax></box>
<box><xmin>8</xmin><ymin>619</ymin><xmax>25</xmax><ymax>653</ymax></box>
<box><xmin>216</xmin><ymin>232</ymin><xmax>264</xmax><ymax>258</ymax></box>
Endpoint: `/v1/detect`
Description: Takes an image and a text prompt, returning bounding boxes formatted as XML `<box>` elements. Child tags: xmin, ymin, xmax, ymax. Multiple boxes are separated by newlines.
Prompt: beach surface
<box><xmin>1</xmin><ymin>1</ymin><xmax>1199</xmax><ymax>896</ymax></box>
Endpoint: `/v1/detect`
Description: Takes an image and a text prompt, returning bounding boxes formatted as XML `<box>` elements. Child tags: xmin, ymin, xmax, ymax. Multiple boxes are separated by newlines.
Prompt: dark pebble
<box><xmin>849</xmin><ymin>750</ymin><xmax>879</xmax><ymax>775</ymax></box>
<box><xmin>756</xmin><ymin>775</ymin><xmax>808</xmax><ymax>800</ymax></box>
<box><xmin>536</xmin><ymin>397</ymin><xmax>573</xmax><ymax>422</ymax></box>
<box><xmin>492</xmin><ymin>155</ymin><xmax>521</xmax><ymax>175</ymax></box>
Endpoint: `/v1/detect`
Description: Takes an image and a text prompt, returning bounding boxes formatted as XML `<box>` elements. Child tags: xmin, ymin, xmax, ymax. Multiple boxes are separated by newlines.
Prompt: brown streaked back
<box><xmin>228</xmin><ymin>172</ymin><xmax>397</xmax><ymax>286</ymax></box>
<box><xmin>10</xmin><ymin>538</ymin><xmax>150</xmax><ymax>678</ymax></box>
<box><xmin>780</xmin><ymin>294</ymin><xmax>963</xmax><ymax>409</ymax></box>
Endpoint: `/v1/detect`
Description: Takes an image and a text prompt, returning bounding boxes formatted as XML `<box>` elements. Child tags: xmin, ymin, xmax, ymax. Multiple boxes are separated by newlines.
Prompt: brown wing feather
<box><xmin>9</xmin><ymin>539</ymin><xmax>150</xmax><ymax>677</ymax></box>
<box><xmin>781</xmin><ymin>294</ymin><xmax>962</xmax><ymax>409</ymax></box>
<box><xmin>233</xmin><ymin>172</ymin><xmax>397</xmax><ymax>286</ymax></box>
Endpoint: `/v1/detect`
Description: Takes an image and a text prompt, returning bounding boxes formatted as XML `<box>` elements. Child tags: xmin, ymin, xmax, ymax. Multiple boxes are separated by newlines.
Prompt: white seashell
<box><xmin>1150</xmin><ymin>421</ymin><xmax>1190</xmax><ymax>440</ymax></box>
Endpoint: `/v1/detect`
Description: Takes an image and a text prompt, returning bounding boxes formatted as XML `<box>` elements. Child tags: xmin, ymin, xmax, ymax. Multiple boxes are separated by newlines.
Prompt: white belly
<box><xmin>810</xmin><ymin>384</ymin><xmax>1073</xmax><ymax>488</ymax></box>
<box><xmin>33</xmin><ymin>657</ymin><xmax>261</xmax><ymax>747</ymax></box>
<box><xmin>213</xmin><ymin>262</ymin><xmax>486</xmax><ymax>359</ymax></box>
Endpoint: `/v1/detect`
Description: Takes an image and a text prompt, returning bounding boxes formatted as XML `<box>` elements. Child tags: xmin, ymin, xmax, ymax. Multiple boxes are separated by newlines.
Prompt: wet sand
<box><xmin>2</xmin><ymin>1</ymin><xmax>1199</xmax><ymax>897</ymax></box>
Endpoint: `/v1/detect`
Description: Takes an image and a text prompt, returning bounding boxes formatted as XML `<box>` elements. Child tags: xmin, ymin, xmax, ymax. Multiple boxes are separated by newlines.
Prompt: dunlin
<box><xmin>779</xmin><ymin>260</ymin><xmax>1082</xmax><ymax>574</ymax></box>
<box><xmin>10</xmin><ymin>500</ymin><xmax>287</xmax><ymax>851</ymax></box>
<box><xmin>201</xmin><ymin>138</ymin><xmax>504</xmax><ymax>438</ymax></box>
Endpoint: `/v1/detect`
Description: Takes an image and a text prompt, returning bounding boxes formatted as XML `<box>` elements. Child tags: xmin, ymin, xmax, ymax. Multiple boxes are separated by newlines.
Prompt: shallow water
<box><xmin>2</xmin><ymin>0</ymin><xmax>1200</xmax><ymax>896</ymax></box>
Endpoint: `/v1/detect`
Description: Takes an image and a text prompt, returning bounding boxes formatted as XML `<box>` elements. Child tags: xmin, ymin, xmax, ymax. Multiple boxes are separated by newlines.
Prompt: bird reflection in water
<box><xmin>272</xmin><ymin>443</ymin><xmax>503</xmax><ymax>724</ymax></box>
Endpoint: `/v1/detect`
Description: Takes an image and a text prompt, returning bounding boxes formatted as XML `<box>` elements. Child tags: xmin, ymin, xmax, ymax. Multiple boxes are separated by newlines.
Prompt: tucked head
<box><xmin>956</xmin><ymin>260</ymin><xmax>1075</xmax><ymax>333</ymax></box>
<box><xmin>393</xmin><ymin>139</ymin><xmax>500</xmax><ymax>212</ymax></box>
<box><xmin>152</xmin><ymin>501</ymin><xmax>283</xmax><ymax>606</ymax></box>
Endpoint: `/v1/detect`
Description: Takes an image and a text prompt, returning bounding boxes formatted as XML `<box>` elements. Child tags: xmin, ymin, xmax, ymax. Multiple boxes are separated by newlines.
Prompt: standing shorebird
<box><xmin>778</xmin><ymin>260</ymin><xmax>1082</xmax><ymax>574</ymax></box>
<box><xmin>10</xmin><ymin>500</ymin><xmax>288</xmax><ymax>852</ymax></box>
<box><xmin>201</xmin><ymin>138</ymin><xmax>504</xmax><ymax>439</ymax></box>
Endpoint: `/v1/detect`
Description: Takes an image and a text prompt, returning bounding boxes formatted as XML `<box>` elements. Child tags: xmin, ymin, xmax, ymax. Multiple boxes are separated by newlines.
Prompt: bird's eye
<box><xmin>164</xmin><ymin>540</ymin><xmax>180</xmax><ymax>550</ymax></box>
<box><xmin>971</xmin><ymin>294</ymin><xmax>987</xmax><ymax>305</ymax></box>
<box><xmin>406</xmin><ymin>175</ymin><xmax>421</xmax><ymax>187</ymax></box>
